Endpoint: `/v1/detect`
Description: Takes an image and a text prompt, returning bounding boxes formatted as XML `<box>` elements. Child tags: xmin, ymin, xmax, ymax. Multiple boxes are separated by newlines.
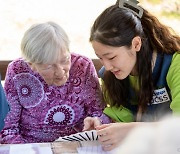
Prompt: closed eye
<box><xmin>108</xmin><ymin>56</ymin><xmax>116</xmax><ymax>60</ymax></box>
<box><xmin>60</xmin><ymin>56</ymin><xmax>71</xmax><ymax>64</ymax></box>
<box><xmin>42</xmin><ymin>65</ymin><xmax>53</xmax><ymax>70</ymax></box>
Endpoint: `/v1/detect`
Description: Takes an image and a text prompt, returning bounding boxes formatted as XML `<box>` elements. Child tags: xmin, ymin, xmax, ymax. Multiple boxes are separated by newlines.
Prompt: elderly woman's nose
<box><xmin>54</xmin><ymin>65</ymin><xmax>65</xmax><ymax>76</ymax></box>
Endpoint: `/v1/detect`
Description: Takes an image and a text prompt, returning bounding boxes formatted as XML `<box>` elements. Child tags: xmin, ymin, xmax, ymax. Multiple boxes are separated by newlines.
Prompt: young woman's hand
<box><xmin>96</xmin><ymin>122</ymin><xmax>137</xmax><ymax>151</ymax></box>
<box><xmin>83</xmin><ymin>117</ymin><xmax>102</xmax><ymax>131</ymax></box>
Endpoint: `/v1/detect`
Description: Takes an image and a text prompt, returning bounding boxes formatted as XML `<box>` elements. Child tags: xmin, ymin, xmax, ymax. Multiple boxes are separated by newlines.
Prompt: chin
<box><xmin>115</xmin><ymin>74</ymin><xmax>127</xmax><ymax>80</ymax></box>
<box><xmin>55</xmin><ymin>83</ymin><xmax>65</xmax><ymax>86</ymax></box>
<box><xmin>54</xmin><ymin>79</ymin><xmax>67</xmax><ymax>86</ymax></box>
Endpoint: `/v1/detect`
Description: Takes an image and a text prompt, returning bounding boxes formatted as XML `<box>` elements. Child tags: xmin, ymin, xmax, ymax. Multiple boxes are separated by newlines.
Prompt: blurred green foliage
<box><xmin>146</xmin><ymin>0</ymin><xmax>161</xmax><ymax>5</ymax></box>
<box><xmin>162</xmin><ymin>11</ymin><xmax>180</xmax><ymax>19</ymax></box>
<box><xmin>140</xmin><ymin>0</ymin><xmax>180</xmax><ymax>19</ymax></box>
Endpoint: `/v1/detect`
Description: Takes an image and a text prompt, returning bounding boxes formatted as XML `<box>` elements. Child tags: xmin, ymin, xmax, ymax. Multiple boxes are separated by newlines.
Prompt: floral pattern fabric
<box><xmin>0</xmin><ymin>53</ymin><xmax>110</xmax><ymax>143</ymax></box>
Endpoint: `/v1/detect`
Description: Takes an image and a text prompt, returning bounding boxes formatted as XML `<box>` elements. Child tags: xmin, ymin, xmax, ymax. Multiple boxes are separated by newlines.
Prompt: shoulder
<box><xmin>69</xmin><ymin>53</ymin><xmax>97</xmax><ymax>77</ymax></box>
<box><xmin>71</xmin><ymin>53</ymin><xmax>93</xmax><ymax>67</ymax></box>
<box><xmin>168</xmin><ymin>52</ymin><xmax>180</xmax><ymax>70</ymax></box>
<box><xmin>171</xmin><ymin>52</ymin><xmax>180</xmax><ymax>62</ymax></box>
<box><xmin>71</xmin><ymin>52</ymin><xmax>93</xmax><ymax>66</ymax></box>
<box><xmin>167</xmin><ymin>52</ymin><xmax>180</xmax><ymax>81</ymax></box>
<box><xmin>7</xmin><ymin>58</ymin><xmax>31</xmax><ymax>75</ymax></box>
<box><xmin>9</xmin><ymin>58</ymin><xmax>27</xmax><ymax>67</ymax></box>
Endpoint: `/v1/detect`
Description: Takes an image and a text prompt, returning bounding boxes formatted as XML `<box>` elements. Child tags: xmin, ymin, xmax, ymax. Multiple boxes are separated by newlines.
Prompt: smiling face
<box><xmin>30</xmin><ymin>51</ymin><xmax>71</xmax><ymax>86</ymax></box>
<box><xmin>92</xmin><ymin>37</ymin><xmax>141</xmax><ymax>80</ymax></box>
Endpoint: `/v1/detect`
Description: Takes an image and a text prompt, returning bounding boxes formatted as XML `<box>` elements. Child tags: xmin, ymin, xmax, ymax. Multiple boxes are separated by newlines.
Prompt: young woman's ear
<box><xmin>131</xmin><ymin>36</ymin><xmax>142</xmax><ymax>52</ymax></box>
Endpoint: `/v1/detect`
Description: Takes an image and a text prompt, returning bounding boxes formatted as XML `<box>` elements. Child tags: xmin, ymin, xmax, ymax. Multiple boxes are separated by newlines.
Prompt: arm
<box><xmin>96</xmin><ymin>122</ymin><xmax>138</xmax><ymax>151</ymax></box>
<box><xmin>0</xmin><ymin>75</ymin><xmax>9</xmax><ymax>131</ymax></box>
<box><xmin>1</xmin><ymin>62</ymin><xmax>26</xmax><ymax>143</ymax></box>
<box><xmin>83</xmin><ymin>59</ymin><xmax>111</xmax><ymax>130</ymax></box>
<box><xmin>167</xmin><ymin>53</ymin><xmax>180</xmax><ymax>114</ymax></box>
<box><xmin>96</xmin><ymin>121</ymin><xmax>158</xmax><ymax>151</ymax></box>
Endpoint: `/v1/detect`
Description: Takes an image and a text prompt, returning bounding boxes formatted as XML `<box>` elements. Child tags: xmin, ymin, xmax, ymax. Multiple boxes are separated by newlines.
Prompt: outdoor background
<box><xmin>0</xmin><ymin>0</ymin><xmax>179</xmax><ymax>60</ymax></box>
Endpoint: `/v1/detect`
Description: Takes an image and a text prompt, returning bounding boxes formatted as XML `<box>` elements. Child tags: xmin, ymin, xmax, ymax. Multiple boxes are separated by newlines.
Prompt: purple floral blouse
<box><xmin>0</xmin><ymin>53</ymin><xmax>110</xmax><ymax>144</ymax></box>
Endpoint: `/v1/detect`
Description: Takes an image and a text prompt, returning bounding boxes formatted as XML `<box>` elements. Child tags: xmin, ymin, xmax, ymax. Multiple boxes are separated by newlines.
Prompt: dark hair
<box><xmin>90</xmin><ymin>4</ymin><xmax>180</xmax><ymax>112</ymax></box>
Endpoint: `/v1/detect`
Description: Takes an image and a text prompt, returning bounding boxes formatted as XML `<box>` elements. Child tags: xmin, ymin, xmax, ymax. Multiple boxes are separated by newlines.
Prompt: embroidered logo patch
<box><xmin>151</xmin><ymin>87</ymin><xmax>170</xmax><ymax>104</ymax></box>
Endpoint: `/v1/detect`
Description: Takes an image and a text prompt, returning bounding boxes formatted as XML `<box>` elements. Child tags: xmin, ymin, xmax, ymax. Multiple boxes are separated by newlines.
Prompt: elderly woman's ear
<box><xmin>28</xmin><ymin>62</ymin><xmax>36</xmax><ymax>71</ymax></box>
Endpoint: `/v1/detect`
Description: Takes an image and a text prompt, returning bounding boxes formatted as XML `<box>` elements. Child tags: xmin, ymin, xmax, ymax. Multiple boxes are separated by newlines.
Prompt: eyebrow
<box><xmin>96</xmin><ymin>52</ymin><xmax>112</xmax><ymax>57</ymax></box>
<box><xmin>102</xmin><ymin>52</ymin><xmax>111</xmax><ymax>56</ymax></box>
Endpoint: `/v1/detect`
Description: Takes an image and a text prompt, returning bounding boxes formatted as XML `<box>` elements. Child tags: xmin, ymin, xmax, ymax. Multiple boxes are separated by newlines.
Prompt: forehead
<box><xmin>51</xmin><ymin>50</ymin><xmax>70</xmax><ymax>63</ymax></box>
<box><xmin>92</xmin><ymin>41</ymin><xmax>119</xmax><ymax>56</ymax></box>
<box><xmin>59</xmin><ymin>50</ymin><xmax>69</xmax><ymax>57</ymax></box>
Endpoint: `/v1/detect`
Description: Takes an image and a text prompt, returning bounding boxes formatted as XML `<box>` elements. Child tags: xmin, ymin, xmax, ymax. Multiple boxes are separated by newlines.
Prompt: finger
<box><xmin>97</xmin><ymin>127</ymin><xmax>109</xmax><ymax>136</ymax></box>
<box><xmin>99</xmin><ymin>137</ymin><xmax>113</xmax><ymax>146</ymax></box>
<box><xmin>93</xmin><ymin>117</ymin><xmax>101</xmax><ymax>128</ymax></box>
<box><xmin>82</xmin><ymin>125</ymin><xmax>90</xmax><ymax>131</ymax></box>
<box><xmin>83</xmin><ymin>117</ymin><xmax>92</xmax><ymax>131</ymax></box>
<box><xmin>97</xmin><ymin>130</ymin><xmax>109</xmax><ymax>139</ymax></box>
<box><xmin>96</xmin><ymin>124</ymin><xmax>110</xmax><ymax>130</ymax></box>
<box><xmin>98</xmin><ymin>135</ymin><xmax>111</xmax><ymax>144</ymax></box>
<box><xmin>103</xmin><ymin>143</ymin><xmax>118</xmax><ymax>151</ymax></box>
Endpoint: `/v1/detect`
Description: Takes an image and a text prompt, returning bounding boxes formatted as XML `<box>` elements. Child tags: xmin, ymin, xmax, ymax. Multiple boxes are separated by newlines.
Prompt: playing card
<box><xmin>56</xmin><ymin>130</ymin><xmax>98</xmax><ymax>142</ymax></box>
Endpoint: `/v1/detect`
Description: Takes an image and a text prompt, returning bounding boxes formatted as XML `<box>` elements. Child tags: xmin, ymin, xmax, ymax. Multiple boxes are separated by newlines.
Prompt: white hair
<box><xmin>21</xmin><ymin>21</ymin><xmax>70</xmax><ymax>64</ymax></box>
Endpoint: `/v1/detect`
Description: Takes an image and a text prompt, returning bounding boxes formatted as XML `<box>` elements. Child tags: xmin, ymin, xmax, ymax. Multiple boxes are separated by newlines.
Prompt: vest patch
<box><xmin>151</xmin><ymin>87</ymin><xmax>170</xmax><ymax>105</ymax></box>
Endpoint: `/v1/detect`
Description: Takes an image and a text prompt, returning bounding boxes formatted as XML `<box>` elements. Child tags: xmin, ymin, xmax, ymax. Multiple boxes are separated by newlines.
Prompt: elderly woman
<box><xmin>0</xmin><ymin>22</ymin><xmax>110</xmax><ymax>144</ymax></box>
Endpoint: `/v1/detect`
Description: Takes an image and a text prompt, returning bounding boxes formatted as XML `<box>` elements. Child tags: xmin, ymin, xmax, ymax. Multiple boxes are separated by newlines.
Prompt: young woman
<box><xmin>87</xmin><ymin>0</ymin><xmax>180</xmax><ymax>151</ymax></box>
<box><xmin>0</xmin><ymin>22</ymin><xmax>110</xmax><ymax>144</ymax></box>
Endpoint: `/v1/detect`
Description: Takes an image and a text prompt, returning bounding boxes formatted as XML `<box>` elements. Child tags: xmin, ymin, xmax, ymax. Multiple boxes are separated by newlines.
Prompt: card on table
<box><xmin>56</xmin><ymin>130</ymin><xmax>98</xmax><ymax>142</ymax></box>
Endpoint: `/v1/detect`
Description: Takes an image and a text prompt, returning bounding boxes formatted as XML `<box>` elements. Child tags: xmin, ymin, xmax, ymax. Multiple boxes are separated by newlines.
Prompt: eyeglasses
<box><xmin>37</xmin><ymin>55</ymin><xmax>71</xmax><ymax>72</ymax></box>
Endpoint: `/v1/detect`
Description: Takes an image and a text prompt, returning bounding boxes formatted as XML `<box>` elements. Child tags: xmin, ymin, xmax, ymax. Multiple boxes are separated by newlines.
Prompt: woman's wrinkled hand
<box><xmin>96</xmin><ymin>122</ymin><xmax>137</xmax><ymax>151</ymax></box>
<box><xmin>83</xmin><ymin>117</ymin><xmax>102</xmax><ymax>131</ymax></box>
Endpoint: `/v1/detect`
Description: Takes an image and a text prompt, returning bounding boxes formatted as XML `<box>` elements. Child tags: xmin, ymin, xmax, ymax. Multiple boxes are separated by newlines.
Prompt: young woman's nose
<box><xmin>103</xmin><ymin>61</ymin><xmax>113</xmax><ymax>71</ymax></box>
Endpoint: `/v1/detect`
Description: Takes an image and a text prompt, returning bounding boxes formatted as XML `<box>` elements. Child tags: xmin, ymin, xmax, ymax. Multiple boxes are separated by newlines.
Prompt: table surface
<box><xmin>0</xmin><ymin>141</ymin><xmax>82</xmax><ymax>154</ymax></box>
<box><xmin>0</xmin><ymin>141</ymin><xmax>106</xmax><ymax>154</ymax></box>
<box><xmin>51</xmin><ymin>141</ymin><xmax>81</xmax><ymax>153</ymax></box>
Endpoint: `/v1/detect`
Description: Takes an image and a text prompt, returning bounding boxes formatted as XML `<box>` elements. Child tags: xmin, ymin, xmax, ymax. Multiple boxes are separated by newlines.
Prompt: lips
<box><xmin>112</xmin><ymin>70</ymin><xmax>120</xmax><ymax>75</ymax></box>
<box><xmin>56</xmin><ymin>75</ymin><xmax>66</xmax><ymax>81</ymax></box>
